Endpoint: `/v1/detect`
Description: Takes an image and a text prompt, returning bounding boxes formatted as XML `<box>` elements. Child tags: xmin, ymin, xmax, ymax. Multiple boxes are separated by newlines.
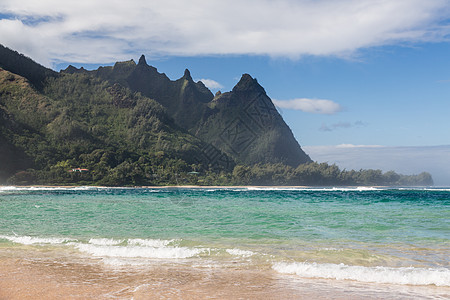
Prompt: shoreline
<box><xmin>1</xmin><ymin>185</ymin><xmax>445</xmax><ymax>191</ymax></box>
<box><xmin>0</xmin><ymin>250</ymin><xmax>315</xmax><ymax>300</ymax></box>
<box><xmin>0</xmin><ymin>184</ymin><xmax>406</xmax><ymax>189</ymax></box>
<box><xmin>1</xmin><ymin>248</ymin><xmax>446</xmax><ymax>300</ymax></box>
<box><xmin>0</xmin><ymin>184</ymin><xmax>321</xmax><ymax>188</ymax></box>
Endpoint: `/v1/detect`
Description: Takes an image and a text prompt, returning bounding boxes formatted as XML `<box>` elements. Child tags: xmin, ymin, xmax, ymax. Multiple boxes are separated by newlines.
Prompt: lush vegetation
<box><xmin>230</xmin><ymin>163</ymin><xmax>433</xmax><ymax>186</ymax></box>
<box><xmin>0</xmin><ymin>69</ymin><xmax>230</xmax><ymax>185</ymax></box>
<box><xmin>0</xmin><ymin>44</ymin><xmax>57</xmax><ymax>90</ymax></box>
<box><xmin>0</xmin><ymin>45</ymin><xmax>434</xmax><ymax>187</ymax></box>
<box><xmin>6</xmin><ymin>161</ymin><xmax>433</xmax><ymax>187</ymax></box>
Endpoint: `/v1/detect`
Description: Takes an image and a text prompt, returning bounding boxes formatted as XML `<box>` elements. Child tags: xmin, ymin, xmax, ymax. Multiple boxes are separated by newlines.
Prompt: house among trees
<box><xmin>69</xmin><ymin>168</ymin><xmax>89</xmax><ymax>173</ymax></box>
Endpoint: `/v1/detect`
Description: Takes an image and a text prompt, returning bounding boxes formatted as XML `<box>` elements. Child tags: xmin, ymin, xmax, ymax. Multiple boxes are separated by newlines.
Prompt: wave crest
<box><xmin>75</xmin><ymin>244</ymin><xmax>205</xmax><ymax>259</ymax></box>
<box><xmin>273</xmin><ymin>262</ymin><xmax>450</xmax><ymax>286</ymax></box>
<box><xmin>0</xmin><ymin>235</ymin><xmax>75</xmax><ymax>245</ymax></box>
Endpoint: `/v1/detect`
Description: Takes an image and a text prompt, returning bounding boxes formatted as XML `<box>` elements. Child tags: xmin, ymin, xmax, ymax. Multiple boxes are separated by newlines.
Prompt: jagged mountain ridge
<box><xmin>64</xmin><ymin>55</ymin><xmax>214</xmax><ymax>130</ymax></box>
<box><xmin>0</xmin><ymin>45</ymin><xmax>232</xmax><ymax>184</ymax></box>
<box><xmin>0</xmin><ymin>43</ymin><xmax>310</xmax><ymax>184</ymax></box>
<box><xmin>63</xmin><ymin>55</ymin><xmax>311</xmax><ymax>166</ymax></box>
<box><xmin>0</xmin><ymin>44</ymin><xmax>57</xmax><ymax>90</ymax></box>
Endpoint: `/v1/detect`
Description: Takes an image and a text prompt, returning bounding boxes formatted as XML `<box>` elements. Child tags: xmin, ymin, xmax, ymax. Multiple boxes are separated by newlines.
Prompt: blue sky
<box><xmin>1</xmin><ymin>0</ymin><xmax>449</xmax><ymax>184</ymax></box>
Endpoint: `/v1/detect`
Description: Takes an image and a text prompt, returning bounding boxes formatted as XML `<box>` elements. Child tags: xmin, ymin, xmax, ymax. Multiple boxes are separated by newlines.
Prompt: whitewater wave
<box><xmin>75</xmin><ymin>243</ymin><xmax>205</xmax><ymax>259</ymax></box>
<box><xmin>127</xmin><ymin>238</ymin><xmax>178</xmax><ymax>247</ymax></box>
<box><xmin>398</xmin><ymin>187</ymin><xmax>450</xmax><ymax>192</ymax></box>
<box><xmin>88</xmin><ymin>238</ymin><xmax>124</xmax><ymax>246</ymax></box>
<box><xmin>1</xmin><ymin>234</ymin><xmax>259</xmax><ymax>261</ymax></box>
<box><xmin>0</xmin><ymin>235</ymin><xmax>208</xmax><ymax>260</ymax></box>
<box><xmin>3</xmin><ymin>186</ymin><xmax>446</xmax><ymax>194</ymax></box>
<box><xmin>244</xmin><ymin>186</ymin><xmax>382</xmax><ymax>192</ymax></box>
<box><xmin>332</xmin><ymin>186</ymin><xmax>380</xmax><ymax>191</ymax></box>
<box><xmin>226</xmin><ymin>248</ymin><xmax>255</xmax><ymax>257</ymax></box>
<box><xmin>0</xmin><ymin>186</ymin><xmax>102</xmax><ymax>192</ymax></box>
<box><xmin>78</xmin><ymin>237</ymin><xmax>210</xmax><ymax>260</ymax></box>
<box><xmin>273</xmin><ymin>262</ymin><xmax>450</xmax><ymax>286</ymax></box>
<box><xmin>0</xmin><ymin>235</ymin><xmax>75</xmax><ymax>245</ymax></box>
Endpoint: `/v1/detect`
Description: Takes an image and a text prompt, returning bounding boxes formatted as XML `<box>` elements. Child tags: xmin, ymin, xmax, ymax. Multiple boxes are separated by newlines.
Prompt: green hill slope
<box><xmin>64</xmin><ymin>55</ymin><xmax>311</xmax><ymax>167</ymax></box>
<box><xmin>0</xmin><ymin>48</ymin><xmax>231</xmax><ymax>185</ymax></box>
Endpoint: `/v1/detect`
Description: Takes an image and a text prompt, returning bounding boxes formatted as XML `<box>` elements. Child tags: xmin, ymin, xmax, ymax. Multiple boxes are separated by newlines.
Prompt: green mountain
<box><xmin>62</xmin><ymin>55</ymin><xmax>311</xmax><ymax>166</ymax></box>
<box><xmin>0</xmin><ymin>44</ymin><xmax>57</xmax><ymax>90</ymax></box>
<box><xmin>0</xmin><ymin>45</ymin><xmax>432</xmax><ymax>186</ymax></box>
<box><xmin>0</xmin><ymin>45</ymin><xmax>311</xmax><ymax>185</ymax></box>
<box><xmin>0</xmin><ymin>46</ymin><xmax>232</xmax><ymax>185</ymax></box>
<box><xmin>195</xmin><ymin>74</ymin><xmax>311</xmax><ymax>166</ymax></box>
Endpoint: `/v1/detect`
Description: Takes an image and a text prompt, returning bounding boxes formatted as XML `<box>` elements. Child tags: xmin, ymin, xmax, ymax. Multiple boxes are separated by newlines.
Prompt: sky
<box><xmin>1</xmin><ymin>0</ymin><xmax>449</xmax><ymax>185</ymax></box>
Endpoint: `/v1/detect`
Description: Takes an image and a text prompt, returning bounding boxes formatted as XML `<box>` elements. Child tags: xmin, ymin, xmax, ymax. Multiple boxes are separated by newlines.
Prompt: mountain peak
<box><xmin>138</xmin><ymin>55</ymin><xmax>147</xmax><ymax>66</ymax></box>
<box><xmin>241</xmin><ymin>73</ymin><xmax>254</xmax><ymax>82</ymax></box>
<box><xmin>62</xmin><ymin>65</ymin><xmax>82</xmax><ymax>74</ymax></box>
<box><xmin>232</xmin><ymin>73</ymin><xmax>264</xmax><ymax>93</ymax></box>
<box><xmin>183</xmin><ymin>69</ymin><xmax>192</xmax><ymax>81</ymax></box>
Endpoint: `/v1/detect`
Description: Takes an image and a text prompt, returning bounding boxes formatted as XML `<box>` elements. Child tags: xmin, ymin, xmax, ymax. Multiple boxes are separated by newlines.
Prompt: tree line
<box><xmin>7</xmin><ymin>160</ymin><xmax>433</xmax><ymax>187</ymax></box>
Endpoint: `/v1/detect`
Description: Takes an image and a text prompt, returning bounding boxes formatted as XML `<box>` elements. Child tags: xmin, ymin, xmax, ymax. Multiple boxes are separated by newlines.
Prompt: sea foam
<box><xmin>244</xmin><ymin>187</ymin><xmax>382</xmax><ymax>192</ymax></box>
<box><xmin>273</xmin><ymin>262</ymin><xmax>450</xmax><ymax>286</ymax></box>
<box><xmin>73</xmin><ymin>237</ymin><xmax>205</xmax><ymax>259</ymax></box>
<box><xmin>75</xmin><ymin>243</ymin><xmax>204</xmax><ymax>259</ymax></box>
<box><xmin>0</xmin><ymin>186</ymin><xmax>100</xmax><ymax>192</ymax></box>
<box><xmin>226</xmin><ymin>248</ymin><xmax>255</xmax><ymax>257</ymax></box>
<box><xmin>127</xmin><ymin>238</ymin><xmax>176</xmax><ymax>247</ymax></box>
<box><xmin>0</xmin><ymin>234</ymin><xmax>205</xmax><ymax>259</ymax></box>
<box><xmin>88</xmin><ymin>238</ymin><xmax>124</xmax><ymax>246</ymax></box>
<box><xmin>0</xmin><ymin>235</ymin><xmax>75</xmax><ymax>245</ymax></box>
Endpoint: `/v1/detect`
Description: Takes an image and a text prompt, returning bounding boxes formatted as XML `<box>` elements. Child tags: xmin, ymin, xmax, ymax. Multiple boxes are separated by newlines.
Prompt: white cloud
<box><xmin>303</xmin><ymin>145</ymin><xmax>450</xmax><ymax>186</ymax></box>
<box><xmin>320</xmin><ymin>121</ymin><xmax>367</xmax><ymax>131</ymax></box>
<box><xmin>335</xmin><ymin>144</ymin><xmax>382</xmax><ymax>148</ymax></box>
<box><xmin>196</xmin><ymin>78</ymin><xmax>224</xmax><ymax>90</ymax></box>
<box><xmin>1</xmin><ymin>0</ymin><xmax>450</xmax><ymax>67</ymax></box>
<box><xmin>273</xmin><ymin>98</ymin><xmax>342</xmax><ymax>114</ymax></box>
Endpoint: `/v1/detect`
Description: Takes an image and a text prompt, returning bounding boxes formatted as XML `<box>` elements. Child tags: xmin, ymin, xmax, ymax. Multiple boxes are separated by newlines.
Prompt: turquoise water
<box><xmin>0</xmin><ymin>186</ymin><xmax>449</xmax><ymax>287</ymax></box>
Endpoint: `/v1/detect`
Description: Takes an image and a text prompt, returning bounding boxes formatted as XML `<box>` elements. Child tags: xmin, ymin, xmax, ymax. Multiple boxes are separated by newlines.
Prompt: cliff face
<box><xmin>125</xmin><ymin>56</ymin><xmax>213</xmax><ymax>130</ymax></box>
<box><xmin>70</xmin><ymin>56</ymin><xmax>311</xmax><ymax>167</ymax></box>
<box><xmin>195</xmin><ymin>74</ymin><xmax>311</xmax><ymax>166</ymax></box>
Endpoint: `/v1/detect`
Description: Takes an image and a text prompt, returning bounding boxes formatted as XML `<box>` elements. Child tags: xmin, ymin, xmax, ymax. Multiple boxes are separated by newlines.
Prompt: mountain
<box><xmin>0</xmin><ymin>46</ymin><xmax>313</xmax><ymax>185</ymax></box>
<box><xmin>0</xmin><ymin>46</ymin><xmax>232</xmax><ymax>185</ymax></box>
<box><xmin>0</xmin><ymin>44</ymin><xmax>57</xmax><ymax>90</ymax></box>
<box><xmin>62</xmin><ymin>55</ymin><xmax>311</xmax><ymax>166</ymax></box>
<box><xmin>0</xmin><ymin>45</ymin><xmax>433</xmax><ymax>187</ymax></box>
<box><xmin>194</xmin><ymin>74</ymin><xmax>311</xmax><ymax>166</ymax></box>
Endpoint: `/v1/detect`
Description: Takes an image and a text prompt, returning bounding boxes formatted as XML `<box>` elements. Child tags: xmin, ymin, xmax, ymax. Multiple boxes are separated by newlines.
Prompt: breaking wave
<box><xmin>0</xmin><ymin>235</ymin><xmax>207</xmax><ymax>260</ymax></box>
<box><xmin>273</xmin><ymin>261</ymin><xmax>450</xmax><ymax>286</ymax></box>
<box><xmin>0</xmin><ymin>235</ymin><xmax>75</xmax><ymax>245</ymax></box>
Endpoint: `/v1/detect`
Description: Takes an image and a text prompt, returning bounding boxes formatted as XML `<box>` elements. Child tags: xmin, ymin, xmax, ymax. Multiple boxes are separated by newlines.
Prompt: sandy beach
<box><xmin>3</xmin><ymin>249</ymin><xmax>444</xmax><ymax>300</ymax></box>
<box><xmin>0</xmin><ymin>248</ymin><xmax>326</xmax><ymax>300</ymax></box>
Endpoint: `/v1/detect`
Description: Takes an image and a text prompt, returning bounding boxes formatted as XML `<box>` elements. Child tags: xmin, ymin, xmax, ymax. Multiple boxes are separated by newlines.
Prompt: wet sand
<box><xmin>1</xmin><ymin>248</ymin><xmax>446</xmax><ymax>299</ymax></box>
<box><xmin>0</xmin><ymin>252</ymin><xmax>308</xmax><ymax>299</ymax></box>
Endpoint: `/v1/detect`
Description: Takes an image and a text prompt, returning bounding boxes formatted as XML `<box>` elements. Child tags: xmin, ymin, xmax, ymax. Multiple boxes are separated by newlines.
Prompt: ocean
<box><xmin>0</xmin><ymin>186</ymin><xmax>448</xmax><ymax>299</ymax></box>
